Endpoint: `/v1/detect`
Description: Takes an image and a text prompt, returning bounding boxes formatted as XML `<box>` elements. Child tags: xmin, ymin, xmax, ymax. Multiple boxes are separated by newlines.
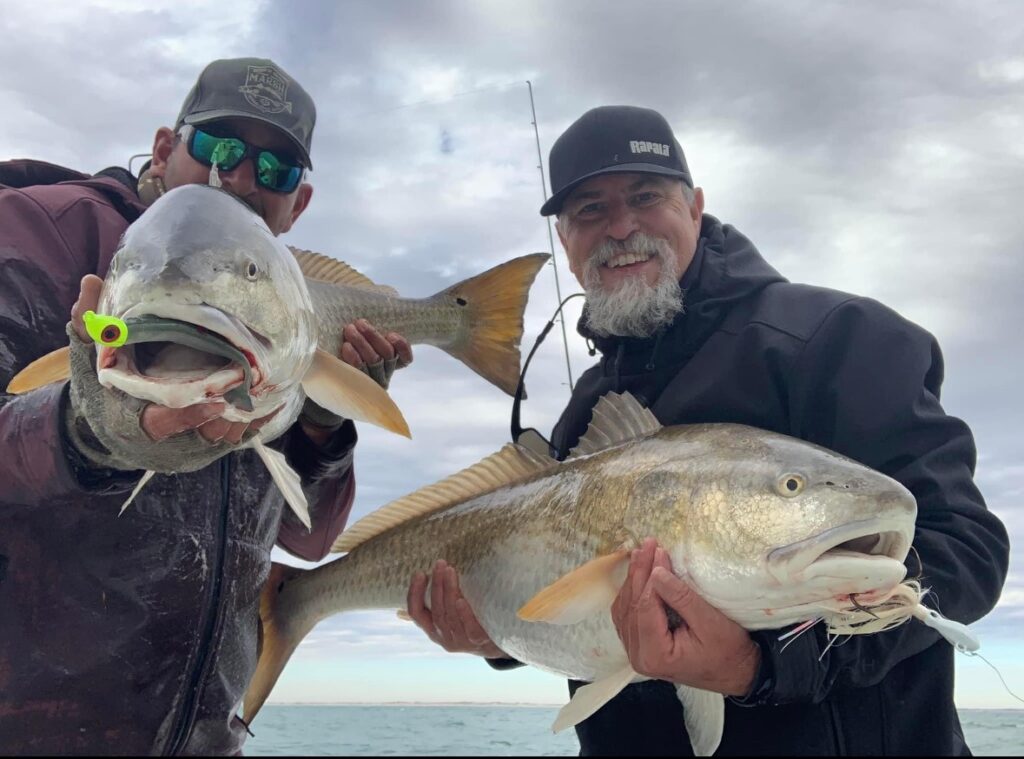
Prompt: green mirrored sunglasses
<box><xmin>182</xmin><ymin>125</ymin><xmax>305</xmax><ymax>193</ymax></box>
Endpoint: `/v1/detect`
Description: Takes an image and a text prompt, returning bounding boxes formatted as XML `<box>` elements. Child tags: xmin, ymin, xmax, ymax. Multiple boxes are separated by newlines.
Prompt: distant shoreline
<box><xmin>270</xmin><ymin>702</ymin><xmax>563</xmax><ymax>708</ymax></box>
<box><xmin>268</xmin><ymin>703</ymin><xmax>1020</xmax><ymax>710</ymax></box>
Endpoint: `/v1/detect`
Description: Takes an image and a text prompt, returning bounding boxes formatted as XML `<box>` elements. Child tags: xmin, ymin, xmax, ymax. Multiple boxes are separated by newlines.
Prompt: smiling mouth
<box><xmin>768</xmin><ymin>519</ymin><xmax>912</xmax><ymax>584</ymax></box>
<box><xmin>604</xmin><ymin>251</ymin><xmax>655</xmax><ymax>269</ymax></box>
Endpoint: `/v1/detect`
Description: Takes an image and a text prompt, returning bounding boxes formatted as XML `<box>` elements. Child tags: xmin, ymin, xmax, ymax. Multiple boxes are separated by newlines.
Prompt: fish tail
<box><xmin>436</xmin><ymin>253</ymin><xmax>550</xmax><ymax>396</ymax></box>
<box><xmin>243</xmin><ymin>562</ymin><xmax>319</xmax><ymax>724</ymax></box>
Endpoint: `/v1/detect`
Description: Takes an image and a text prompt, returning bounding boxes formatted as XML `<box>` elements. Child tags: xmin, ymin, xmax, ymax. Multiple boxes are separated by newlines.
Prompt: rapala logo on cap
<box><xmin>630</xmin><ymin>140</ymin><xmax>670</xmax><ymax>157</ymax></box>
<box><xmin>238</xmin><ymin>65</ymin><xmax>293</xmax><ymax>115</ymax></box>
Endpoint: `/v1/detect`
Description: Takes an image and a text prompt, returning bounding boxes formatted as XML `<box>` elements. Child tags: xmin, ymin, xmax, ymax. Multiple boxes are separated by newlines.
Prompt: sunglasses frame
<box><xmin>178</xmin><ymin>124</ymin><xmax>305</xmax><ymax>194</ymax></box>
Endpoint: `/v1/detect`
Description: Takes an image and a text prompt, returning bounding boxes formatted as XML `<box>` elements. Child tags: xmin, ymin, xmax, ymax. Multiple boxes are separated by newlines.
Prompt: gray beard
<box><xmin>582</xmin><ymin>233</ymin><xmax>684</xmax><ymax>338</ymax></box>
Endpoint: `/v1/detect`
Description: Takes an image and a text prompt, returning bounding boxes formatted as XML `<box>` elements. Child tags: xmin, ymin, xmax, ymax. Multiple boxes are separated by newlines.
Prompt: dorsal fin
<box><xmin>289</xmin><ymin>246</ymin><xmax>399</xmax><ymax>295</ymax></box>
<box><xmin>568</xmin><ymin>391</ymin><xmax>662</xmax><ymax>459</ymax></box>
<box><xmin>331</xmin><ymin>443</ymin><xmax>557</xmax><ymax>553</ymax></box>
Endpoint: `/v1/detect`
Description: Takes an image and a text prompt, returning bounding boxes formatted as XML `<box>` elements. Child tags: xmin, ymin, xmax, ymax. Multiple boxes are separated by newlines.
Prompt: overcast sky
<box><xmin>3</xmin><ymin>0</ymin><xmax>1021</xmax><ymax>720</ymax></box>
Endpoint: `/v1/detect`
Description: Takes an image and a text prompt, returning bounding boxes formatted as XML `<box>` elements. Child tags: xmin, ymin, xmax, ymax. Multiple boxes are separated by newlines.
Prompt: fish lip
<box><xmin>119</xmin><ymin>302</ymin><xmax>268</xmax><ymax>384</ymax></box>
<box><xmin>767</xmin><ymin>517</ymin><xmax>912</xmax><ymax>585</ymax></box>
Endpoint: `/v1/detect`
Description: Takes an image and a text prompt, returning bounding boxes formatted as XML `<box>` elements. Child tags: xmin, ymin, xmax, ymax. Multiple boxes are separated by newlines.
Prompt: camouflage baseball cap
<box><xmin>175</xmin><ymin>57</ymin><xmax>316</xmax><ymax>168</ymax></box>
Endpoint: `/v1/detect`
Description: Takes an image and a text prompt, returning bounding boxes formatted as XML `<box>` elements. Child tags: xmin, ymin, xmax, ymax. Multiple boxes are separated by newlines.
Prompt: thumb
<box><xmin>650</xmin><ymin>566</ymin><xmax>705</xmax><ymax>622</ymax></box>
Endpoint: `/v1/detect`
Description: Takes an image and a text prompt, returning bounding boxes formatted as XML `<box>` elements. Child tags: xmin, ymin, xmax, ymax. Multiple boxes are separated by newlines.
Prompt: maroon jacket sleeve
<box><xmin>274</xmin><ymin>419</ymin><xmax>358</xmax><ymax>561</ymax></box>
<box><xmin>0</xmin><ymin>184</ymin><xmax>133</xmax><ymax>506</ymax></box>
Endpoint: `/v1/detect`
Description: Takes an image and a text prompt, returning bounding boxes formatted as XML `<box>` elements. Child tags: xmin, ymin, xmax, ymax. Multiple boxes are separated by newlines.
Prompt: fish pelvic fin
<box><xmin>518</xmin><ymin>549</ymin><xmax>631</xmax><ymax>625</ymax></box>
<box><xmin>119</xmin><ymin>470</ymin><xmax>157</xmax><ymax>516</ymax></box>
<box><xmin>252</xmin><ymin>439</ymin><xmax>311</xmax><ymax>531</ymax></box>
<box><xmin>676</xmin><ymin>684</ymin><xmax>725</xmax><ymax>756</ymax></box>
<box><xmin>244</xmin><ymin>562</ymin><xmax>314</xmax><ymax>724</ymax></box>
<box><xmin>302</xmin><ymin>348</ymin><xmax>410</xmax><ymax>438</ymax></box>
<box><xmin>552</xmin><ymin>663</ymin><xmax>637</xmax><ymax>732</ymax></box>
<box><xmin>6</xmin><ymin>345</ymin><xmax>72</xmax><ymax>393</ymax></box>
<box><xmin>438</xmin><ymin>253</ymin><xmax>550</xmax><ymax>396</ymax></box>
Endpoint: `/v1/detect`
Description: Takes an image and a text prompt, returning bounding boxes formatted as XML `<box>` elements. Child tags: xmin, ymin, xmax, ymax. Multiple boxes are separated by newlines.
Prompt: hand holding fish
<box><xmin>340</xmin><ymin>319</ymin><xmax>412</xmax><ymax>390</ymax></box>
<box><xmin>611</xmin><ymin>538</ymin><xmax>761</xmax><ymax>698</ymax></box>
<box><xmin>406</xmin><ymin>560</ymin><xmax>508</xmax><ymax>659</ymax></box>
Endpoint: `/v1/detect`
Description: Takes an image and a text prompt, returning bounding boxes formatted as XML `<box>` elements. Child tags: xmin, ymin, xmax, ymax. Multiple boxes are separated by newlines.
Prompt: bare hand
<box><xmin>611</xmin><ymin>538</ymin><xmax>761</xmax><ymax>697</ymax></box>
<box><xmin>71</xmin><ymin>274</ymin><xmax>280</xmax><ymax>444</ymax></box>
<box><xmin>406</xmin><ymin>560</ymin><xmax>507</xmax><ymax>659</ymax></box>
<box><xmin>340</xmin><ymin>318</ymin><xmax>413</xmax><ymax>386</ymax></box>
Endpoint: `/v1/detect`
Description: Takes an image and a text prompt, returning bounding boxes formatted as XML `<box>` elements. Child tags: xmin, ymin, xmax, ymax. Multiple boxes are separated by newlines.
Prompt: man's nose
<box><xmin>219</xmin><ymin>157</ymin><xmax>258</xmax><ymax>196</ymax></box>
<box><xmin>605</xmin><ymin>200</ymin><xmax>639</xmax><ymax>240</ymax></box>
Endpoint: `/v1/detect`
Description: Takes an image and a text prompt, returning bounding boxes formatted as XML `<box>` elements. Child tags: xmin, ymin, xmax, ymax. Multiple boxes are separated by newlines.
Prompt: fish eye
<box><xmin>776</xmin><ymin>473</ymin><xmax>806</xmax><ymax>497</ymax></box>
<box><xmin>245</xmin><ymin>260</ymin><xmax>260</xmax><ymax>280</ymax></box>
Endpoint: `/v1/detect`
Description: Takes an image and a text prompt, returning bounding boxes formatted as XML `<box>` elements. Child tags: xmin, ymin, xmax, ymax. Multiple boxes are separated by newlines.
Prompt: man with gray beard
<box><xmin>580</xmin><ymin>231</ymin><xmax>684</xmax><ymax>338</ymax></box>
<box><xmin>406</xmin><ymin>105</ymin><xmax>1007</xmax><ymax>756</ymax></box>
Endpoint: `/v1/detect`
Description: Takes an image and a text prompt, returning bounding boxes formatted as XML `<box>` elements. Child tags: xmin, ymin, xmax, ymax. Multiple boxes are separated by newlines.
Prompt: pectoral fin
<box><xmin>302</xmin><ymin>349</ymin><xmax>410</xmax><ymax>438</ymax></box>
<box><xmin>676</xmin><ymin>684</ymin><xmax>725</xmax><ymax>757</ymax></box>
<box><xmin>552</xmin><ymin>664</ymin><xmax>636</xmax><ymax>732</ymax></box>
<box><xmin>252</xmin><ymin>438</ymin><xmax>310</xmax><ymax>531</ymax></box>
<box><xmin>517</xmin><ymin>549</ymin><xmax>630</xmax><ymax>625</ymax></box>
<box><xmin>6</xmin><ymin>346</ymin><xmax>72</xmax><ymax>393</ymax></box>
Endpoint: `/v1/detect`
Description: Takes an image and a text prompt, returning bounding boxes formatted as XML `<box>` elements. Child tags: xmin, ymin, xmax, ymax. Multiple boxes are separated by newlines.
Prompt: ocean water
<box><xmin>246</xmin><ymin>705</ymin><xmax>1023</xmax><ymax>756</ymax></box>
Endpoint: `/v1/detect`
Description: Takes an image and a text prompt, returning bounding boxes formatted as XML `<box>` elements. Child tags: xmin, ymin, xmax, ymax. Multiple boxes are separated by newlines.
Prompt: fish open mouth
<box><xmin>131</xmin><ymin>339</ymin><xmax>238</xmax><ymax>379</ymax></box>
<box><xmin>768</xmin><ymin>518</ymin><xmax>912</xmax><ymax>586</ymax></box>
<box><xmin>96</xmin><ymin>303</ymin><xmax>269</xmax><ymax>411</ymax></box>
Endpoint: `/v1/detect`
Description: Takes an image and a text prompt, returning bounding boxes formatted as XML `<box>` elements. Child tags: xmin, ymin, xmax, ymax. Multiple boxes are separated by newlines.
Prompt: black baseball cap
<box><xmin>540</xmin><ymin>105</ymin><xmax>692</xmax><ymax>216</ymax></box>
<box><xmin>175</xmin><ymin>57</ymin><xmax>316</xmax><ymax>169</ymax></box>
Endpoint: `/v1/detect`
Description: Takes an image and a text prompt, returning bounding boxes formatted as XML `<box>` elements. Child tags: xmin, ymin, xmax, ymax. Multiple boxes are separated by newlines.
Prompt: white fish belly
<box><xmin>456</xmin><ymin>531</ymin><xmax>630</xmax><ymax>683</ymax></box>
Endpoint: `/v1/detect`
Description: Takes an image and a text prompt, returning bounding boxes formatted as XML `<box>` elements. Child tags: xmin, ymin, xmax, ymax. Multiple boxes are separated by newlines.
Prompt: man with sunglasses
<box><xmin>405</xmin><ymin>106</ymin><xmax>1008</xmax><ymax>756</ymax></box>
<box><xmin>0</xmin><ymin>58</ymin><xmax>410</xmax><ymax>754</ymax></box>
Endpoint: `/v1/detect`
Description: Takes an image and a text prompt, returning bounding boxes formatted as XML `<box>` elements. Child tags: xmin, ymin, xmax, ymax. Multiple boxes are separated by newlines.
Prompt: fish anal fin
<box><xmin>7</xmin><ymin>346</ymin><xmax>72</xmax><ymax>393</ymax></box>
<box><xmin>302</xmin><ymin>349</ymin><xmax>410</xmax><ymax>439</ymax></box>
<box><xmin>676</xmin><ymin>684</ymin><xmax>725</xmax><ymax>756</ymax></box>
<box><xmin>552</xmin><ymin>664</ymin><xmax>636</xmax><ymax>732</ymax></box>
<box><xmin>517</xmin><ymin>549</ymin><xmax>630</xmax><ymax>625</ymax></box>
<box><xmin>568</xmin><ymin>392</ymin><xmax>662</xmax><ymax>459</ymax></box>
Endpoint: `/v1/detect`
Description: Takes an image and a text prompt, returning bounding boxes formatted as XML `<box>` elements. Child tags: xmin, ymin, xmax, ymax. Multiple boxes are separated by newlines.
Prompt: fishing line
<box><xmin>958</xmin><ymin>650</ymin><xmax>1024</xmax><ymax>706</ymax></box>
<box><xmin>510</xmin><ymin>292</ymin><xmax>586</xmax><ymax>451</ymax></box>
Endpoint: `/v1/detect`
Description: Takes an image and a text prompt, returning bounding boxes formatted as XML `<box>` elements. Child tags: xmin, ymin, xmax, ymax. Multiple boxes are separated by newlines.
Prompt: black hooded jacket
<box><xmin>548</xmin><ymin>214</ymin><xmax>1009</xmax><ymax>756</ymax></box>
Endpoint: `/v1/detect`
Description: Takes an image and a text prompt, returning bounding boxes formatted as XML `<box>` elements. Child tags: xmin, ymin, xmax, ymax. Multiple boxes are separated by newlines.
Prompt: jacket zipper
<box><xmin>163</xmin><ymin>456</ymin><xmax>232</xmax><ymax>755</ymax></box>
<box><xmin>827</xmin><ymin>700</ymin><xmax>847</xmax><ymax>755</ymax></box>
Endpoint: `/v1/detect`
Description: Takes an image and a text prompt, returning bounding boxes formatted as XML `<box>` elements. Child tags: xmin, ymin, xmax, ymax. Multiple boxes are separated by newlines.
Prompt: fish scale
<box><xmin>306</xmin><ymin>280</ymin><xmax>465</xmax><ymax>355</ymax></box>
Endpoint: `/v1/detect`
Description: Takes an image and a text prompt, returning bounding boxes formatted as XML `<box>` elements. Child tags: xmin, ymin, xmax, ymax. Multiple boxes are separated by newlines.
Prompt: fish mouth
<box><xmin>97</xmin><ymin>303</ymin><xmax>271</xmax><ymax>410</ymax></box>
<box><xmin>767</xmin><ymin>518</ymin><xmax>912</xmax><ymax>587</ymax></box>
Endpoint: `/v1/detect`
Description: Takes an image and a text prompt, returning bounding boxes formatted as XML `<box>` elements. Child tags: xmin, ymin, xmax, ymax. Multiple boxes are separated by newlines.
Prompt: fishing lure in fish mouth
<box><xmin>83</xmin><ymin>310</ymin><xmax>129</xmax><ymax>347</ymax></box>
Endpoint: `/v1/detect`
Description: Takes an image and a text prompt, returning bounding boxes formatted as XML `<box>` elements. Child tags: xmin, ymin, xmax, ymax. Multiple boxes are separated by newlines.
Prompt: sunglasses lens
<box><xmin>192</xmin><ymin>130</ymin><xmax>245</xmax><ymax>170</ymax></box>
<box><xmin>256</xmin><ymin>151</ymin><xmax>303</xmax><ymax>193</ymax></box>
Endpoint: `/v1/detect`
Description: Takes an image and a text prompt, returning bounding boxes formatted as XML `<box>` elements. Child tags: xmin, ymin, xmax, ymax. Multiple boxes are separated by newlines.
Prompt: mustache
<box><xmin>586</xmin><ymin>233</ymin><xmax>674</xmax><ymax>269</ymax></box>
